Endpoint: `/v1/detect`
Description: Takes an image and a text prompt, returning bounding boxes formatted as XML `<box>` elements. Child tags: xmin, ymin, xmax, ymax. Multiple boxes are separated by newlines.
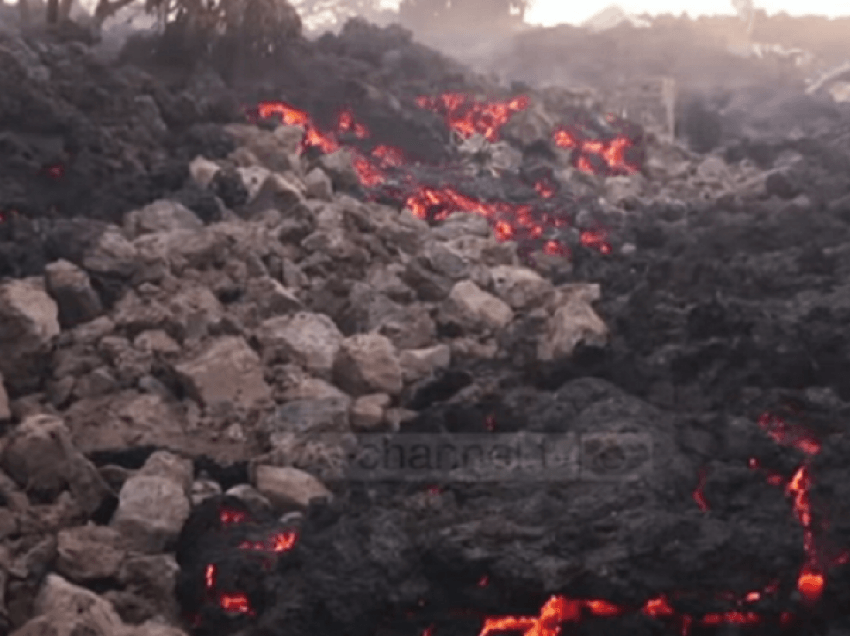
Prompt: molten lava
<box><xmin>552</xmin><ymin>125</ymin><xmax>638</xmax><ymax>175</ymax></box>
<box><xmin>199</xmin><ymin>505</ymin><xmax>299</xmax><ymax>618</ymax></box>
<box><xmin>251</xmin><ymin>94</ymin><xmax>628</xmax><ymax>260</ymax></box>
<box><xmin>480</xmin><ymin>408</ymin><xmax>845</xmax><ymax>636</ymax></box>
<box><xmin>414</xmin><ymin>93</ymin><xmax>529</xmax><ymax>142</ymax></box>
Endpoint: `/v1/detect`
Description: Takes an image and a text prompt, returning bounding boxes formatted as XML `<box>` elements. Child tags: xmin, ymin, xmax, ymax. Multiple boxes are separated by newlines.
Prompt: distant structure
<box><xmin>581</xmin><ymin>5</ymin><xmax>649</xmax><ymax>32</ymax></box>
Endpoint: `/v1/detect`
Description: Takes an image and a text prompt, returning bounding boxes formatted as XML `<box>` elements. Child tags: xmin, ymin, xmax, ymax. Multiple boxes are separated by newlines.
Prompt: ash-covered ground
<box><xmin>1</xmin><ymin>7</ymin><xmax>850</xmax><ymax>636</ymax></box>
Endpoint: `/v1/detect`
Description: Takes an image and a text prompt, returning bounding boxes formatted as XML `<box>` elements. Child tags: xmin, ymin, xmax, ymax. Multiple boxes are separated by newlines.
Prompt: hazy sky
<box><xmin>524</xmin><ymin>0</ymin><xmax>850</xmax><ymax>26</ymax></box>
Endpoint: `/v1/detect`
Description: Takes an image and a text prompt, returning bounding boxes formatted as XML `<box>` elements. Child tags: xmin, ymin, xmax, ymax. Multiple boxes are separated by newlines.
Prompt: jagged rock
<box><xmin>399</xmin><ymin>344</ymin><xmax>452</xmax><ymax>382</ymax></box>
<box><xmin>0</xmin><ymin>414</ymin><xmax>109</xmax><ymax>516</ymax></box>
<box><xmin>252</xmin><ymin>465</ymin><xmax>333</xmax><ymax>510</ymax></box>
<box><xmin>256</xmin><ymin>429</ymin><xmax>355</xmax><ymax>482</ymax></box>
<box><xmin>132</xmin><ymin>228</ymin><xmax>227</xmax><ymax>277</ymax></box>
<box><xmin>128</xmin><ymin>622</ymin><xmax>189</xmax><ymax>636</ymax></box>
<box><xmin>111</xmin><ymin>473</ymin><xmax>191</xmax><ymax>553</ymax></box>
<box><xmin>262</xmin><ymin>397</ymin><xmax>352</xmax><ymax>436</ymax></box>
<box><xmin>11</xmin><ymin>573</ymin><xmax>127</xmax><ymax>636</ymax></box>
<box><xmin>538</xmin><ymin>284</ymin><xmax>608</xmax><ymax>360</ymax></box>
<box><xmin>224</xmin><ymin>123</ymin><xmax>303</xmax><ymax>172</ymax></box>
<box><xmin>273</xmin><ymin>125</ymin><xmax>306</xmax><ymax>155</ymax></box>
<box><xmin>431</xmin><ymin>212</ymin><xmax>492</xmax><ymax>241</ymax></box>
<box><xmin>318</xmin><ymin>149</ymin><xmax>361</xmax><ymax>190</ymax></box>
<box><xmin>346</xmin><ymin>283</ymin><xmax>436</xmax><ymax>350</ymax></box>
<box><xmin>333</xmin><ymin>334</ymin><xmax>404</xmax><ymax>396</ymax></box>
<box><xmin>445</xmin><ymin>235</ymin><xmax>517</xmax><ymax>266</ymax></box>
<box><xmin>115</xmin><ymin>554</ymin><xmax>181</xmax><ymax>624</ymax></box>
<box><xmin>0</xmin><ymin>278</ymin><xmax>60</xmax><ymax>394</ymax></box>
<box><xmin>189</xmin><ymin>156</ymin><xmax>221</xmax><ymax>188</ymax></box>
<box><xmin>301</xmin><ymin>226</ymin><xmax>367</xmax><ymax>262</ymax></box>
<box><xmin>501</xmin><ymin>101</ymin><xmax>555</xmax><ymax>146</ymax></box>
<box><xmin>695</xmin><ymin>155</ymin><xmax>732</xmax><ymax>185</ymax></box>
<box><xmin>72</xmin><ymin>367</ymin><xmax>120</xmax><ymax>400</ymax></box>
<box><xmin>350</xmin><ymin>393</ymin><xmax>391</xmax><ymax>431</ymax></box>
<box><xmin>166</xmin><ymin>285</ymin><xmax>226</xmax><ymax>342</ymax></box>
<box><xmin>44</xmin><ymin>259</ymin><xmax>103</xmax><ymax>329</ymax></box>
<box><xmin>0</xmin><ymin>373</ymin><xmax>10</xmax><ymax>422</ymax></box>
<box><xmin>63</xmin><ymin>392</ymin><xmax>188</xmax><ymax>454</ymax></box>
<box><xmin>304</xmin><ymin>167</ymin><xmax>333</xmax><ymax>200</ymax></box>
<box><xmin>190</xmin><ymin>479</ymin><xmax>222</xmax><ymax>506</ymax></box>
<box><xmin>418</xmin><ymin>241</ymin><xmax>471</xmax><ymax>279</ymax></box>
<box><xmin>255</xmin><ymin>312</ymin><xmax>344</xmax><ymax>379</ymax></box>
<box><xmin>445</xmin><ymin>279</ymin><xmax>513</xmax><ymax>331</ymax></box>
<box><xmin>604</xmin><ymin>174</ymin><xmax>645</xmax><ymax>204</ymax></box>
<box><xmin>68</xmin><ymin>315</ymin><xmax>115</xmax><ymax>346</ymax></box>
<box><xmin>243</xmin><ymin>172</ymin><xmax>307</xmax><ymax>218</ymax></box>
<box><xmin>225</xmin><ymin>484</ymin><xmax>273</xmax><ymax>511</ymax></box>
<box><xmin>489</xmin><ymin>265</ymin><xmax>553</xmax><ymax>310</ymax></box>
<box><xmin>133</xmin><ymin>329</ymin><xmax>181</xmax><ymax>357</ymax></box>
<box><xmin>81</xmin><ymin>226</ymin><xmax>140</xmax><ymax>279</ymax></box>
<box><xmin>365</xmin><ymin>264</ymin><xmax>416</xmax><ymax>302</ymax></box>
<box><xmin>99</xmin><ymin>335</ymin><xmax>154</xmax><ymax>387</ymax></box>
<box><xmin>174</xmin><ymin>336</ymin><xmax>271</xmax><ymax>409</ymax></box>
<box><xmin>243</xmin><ymin>276</ymin><xmax>304</xmax><ymax>320</ymax></box>
<box><xmin>370</xmin><ymin>206</ymin><xmax>430</xmax><ymax>255</ymax></box>
<box><xmin>275</xmin><ymin>369</ymin><xmax>349</xmax><ymax>402</ymax></box>
<box><xmin>124</xmin><ymin>200</ymin><xmax>203</xmax><ymax>239</ymax></box>
<box><xmin>136</xmin><ymin>451</ymin><xmax>193</xmax><ymax>494</ymax></box>
<box><xmin>56</xmin><ymin>525</ymin><xmax>127</xmax><ymax>582</ymax></box>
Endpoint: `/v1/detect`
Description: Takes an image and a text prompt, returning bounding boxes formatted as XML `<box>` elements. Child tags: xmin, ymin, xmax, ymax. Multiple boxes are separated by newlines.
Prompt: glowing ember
<box><xmin>692</xmin><ymin>466</ymin><xmax>710</xmax><ymax>512</ymax></box>
<box><xmin>43</xmin><ymin>163</ymin><xmax>65</xmax><ymax>179</ymax></box>
<box><xmin>219</xmin><ymin>508</ymin><xmax>249</xmax><ymax>525</ymax></box>
<box><xmin>748</xmin><ymin>410</ymin><xmax>842</xmax><ymax>604</ymax></box>
<box><xmin>415</xmin><ymin>93</ymin><xmax>529</xmax><ymax>142</ymax></box>
<box><xmin>480</xmin><ymin>407</ymin><xmax>846</xmax><ymax>636</ymax></box>
<box><xmin>219</xmin><ymin>592</ymin><xmax>254</xmax><ymax>616</ymax></box>
<box><xmin>480</xmin><ymin>589</ymin><xmax>800</xmax><ymax>636</ymax></box>
<box><xmin>337</xmin><ymin>109</ymin><xmax>368</xmax><ymax>139</ymax></box>
<box><xmin>534</xmin><ymin>179</ymin><xmax>556</xmax><ymax>198</ymax></box>
<box><xmin>250</xmin><ymin>95</ymin><xmax>632</xmax><ymax>261</ymax></box>
<box><xmin>405</xmin><ymin>186</ymin><xmax>571</xmax><ymax>256</ymax></box>
<box><xmin>371</xmin><ymin>144</ymin><xmax>405</xmax><ymax>168</ymax></box>
<box><xmin>579</xmin><ymin>229</ymin><xmax>612</xmax><ymax>255</ymax></box>
<box><xmin>480</xmin><ymin>595</ymin><xmax>580</xmax><ymax>636</ymax></box>
<box><xmin>238</xmin><ymin>531</ymin><xmax>299</xmax><ymax>553</ymax></box>
<box><xmin>552</xmin><ymin>126</ymin><xmax>638</xmax><ymax>175</ymax></box>
<box><xmin>757</xmin><ymin>412</ymin><xmax>821</xmax><ymax>455</ymax></box>
<box><xmin>203</xmin><ymin>563</ymin><xmax>253</xmax><ymax>616</ymax></box>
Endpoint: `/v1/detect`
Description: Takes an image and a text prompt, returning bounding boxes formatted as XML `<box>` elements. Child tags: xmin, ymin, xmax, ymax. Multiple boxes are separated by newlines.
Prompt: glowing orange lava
<box><xmin>415</xmin><ymin>93</ymin><xmax>529</xmax><ymax>142</ymax></box>
<box><xmin>482</xmin><ymin>408</ymin><xmax>845</xmax><ymax>636</ymax></box>
<box><xmin>252</xmin><ymin>96</ymin><xmax>625</xmax><ymax>259</ymax></box>
<box><xmin>552</xmin><ymin>125</ymin><xmax>638</xmax><ymax>175</ymax></box>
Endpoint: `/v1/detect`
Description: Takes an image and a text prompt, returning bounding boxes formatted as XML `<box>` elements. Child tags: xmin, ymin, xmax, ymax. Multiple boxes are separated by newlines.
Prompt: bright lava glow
<box><xmin>525</xmin><ymin>0</ymin><xmax>850</xmax><ymax>28</ymax></box>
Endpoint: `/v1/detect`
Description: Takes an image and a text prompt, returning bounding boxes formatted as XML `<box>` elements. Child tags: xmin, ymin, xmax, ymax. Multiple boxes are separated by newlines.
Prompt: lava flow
<box><xmin>414</xmin><ymin>93</ymin><xmax>529</xmax><ymax>143</ymax></box>
<box><xmin>478</xmin><ymin>408</ymin><xmax>848</xmax><ymax>636</ymax></box>
<box><xmin>196</xmin><ymin>505</ymin><xmax>299</xmax><ymax>620</ymax></box>
<box><xmin>251</xmin><ymin>94</ymin><xmax>624</xmax><ymax>257</ymax></box>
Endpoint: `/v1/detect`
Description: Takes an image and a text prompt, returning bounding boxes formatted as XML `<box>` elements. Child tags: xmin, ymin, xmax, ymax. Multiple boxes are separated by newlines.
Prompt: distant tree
<box><xmin>17</xmin><ymin>0</ymin><xmax>73</xmax><ymax>25</ymax></box>
<box><xmin>291</xmin><ymin>0</ymin><xmax>387</xmax><ymax>31</ymax></box>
